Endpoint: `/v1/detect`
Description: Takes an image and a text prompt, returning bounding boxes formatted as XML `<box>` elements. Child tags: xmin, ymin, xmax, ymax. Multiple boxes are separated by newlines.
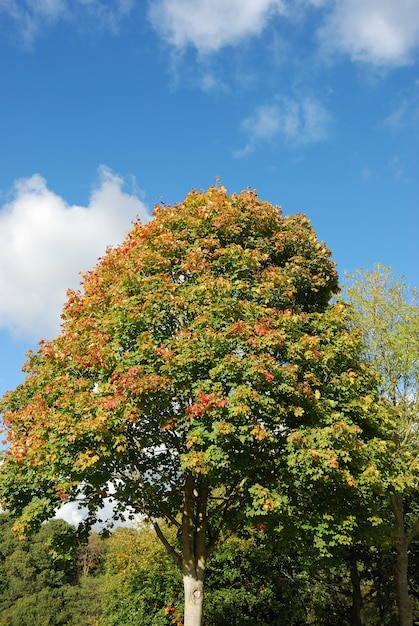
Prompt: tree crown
<box><xmin>1</xmin><ymin>187</ymin><xmax>377</xmax><ymax>542</ymax></box>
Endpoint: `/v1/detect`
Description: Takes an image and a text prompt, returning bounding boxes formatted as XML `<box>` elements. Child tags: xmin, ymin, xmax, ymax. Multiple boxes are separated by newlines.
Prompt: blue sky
<box><xmin>1</xmin><ymin>0</ymin><xmax>418</xmax><ymax>401</ymax></box>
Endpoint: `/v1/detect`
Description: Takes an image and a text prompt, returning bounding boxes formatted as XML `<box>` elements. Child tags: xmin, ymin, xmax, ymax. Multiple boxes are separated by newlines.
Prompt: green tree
<box><xmin>0</xmin><ymin>514</ymin><xmax>78</xmax><ymax>625</ymax></box>
<box><xmin>1</xmin><ymin>187</ymin><xmax>379</xmax><ymax>626</ymax></box>
<box><xmin>346</xmin><ymin>265</ymin><xmax>419</xmax><ymax>626</ymax></box>
<box><xmin>0</xmin><ymin>513</ymin><xmax>103</xmax><ymax>625</ymax></box>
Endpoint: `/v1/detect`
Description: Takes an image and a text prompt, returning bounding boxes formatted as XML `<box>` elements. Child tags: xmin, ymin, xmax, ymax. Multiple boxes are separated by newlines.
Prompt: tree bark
<box><xmin>391</xmin><ymin>494</ymin><xmax>413</xmax><ymax>626</ymax></box>
<box><xmin>182</xmin><ymin>473</ymin><xmax>208</xmax><ymax>626</ymax></box>
<box><xmin>183</xmin><ymin>566</ymin><xmax>205</xmax><ymax>626</ymax></box>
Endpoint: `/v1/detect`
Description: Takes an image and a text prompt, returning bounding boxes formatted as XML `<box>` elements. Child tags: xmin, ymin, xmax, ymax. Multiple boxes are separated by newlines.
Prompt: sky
<box><xmin>0</xmin><ymin>0</ymin><xmax>418</xmax><ymax>401</ymax></box>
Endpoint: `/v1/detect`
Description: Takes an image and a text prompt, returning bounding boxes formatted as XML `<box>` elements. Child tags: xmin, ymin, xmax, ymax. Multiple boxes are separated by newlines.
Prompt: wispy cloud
<box><xmin>317</xmin><ymin>0</ymin><xmax>419</xmax><ymax>67</ymax></box>
<box><xmin>235</xmin><ymin>95</ymin><xmax>333</xmax><ymax>155</ymax></box>
<box><xmin>387</xmin><ymin>154</ymin><xmax>407</xmax><ymax>182</ymax></box>
<box><xmin>383</xmin><ymin>82</ymin><xmax>419</xmax><ymax>134</ymax></box>
<box><xmin>0</xmin><ymin>0</ymin><xmax>134</xmax><ymax>47</ymax></box>
<box><xmin>148</xmin><ymin>0</ymin><xmax>287</xmax><ymax>54</ymax></box>
<box><xmin>149</xmin><ymin>0</ymin><xmax>419</xmax><ymax>69</ymax></box>
<box><xmin>5</xmin><ymin>0</ymin><xmax>419</xmax><ymax>69</ymax></box>
<box><xmin>0</xmin><ymin>167</ymin><xmax>150</xmax><ymax>339</ymax></box>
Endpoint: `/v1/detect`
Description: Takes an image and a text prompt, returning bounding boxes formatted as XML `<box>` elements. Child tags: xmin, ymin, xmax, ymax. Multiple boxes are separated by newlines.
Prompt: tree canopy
<box><xmin>345</xmin><ymin>265</ymin><xmax>419</xmax><ymax>626</ymax></box>
<box><xmin>0</xmin><ymin>186</ymin><xmax>380</xmax><ymax>625</ymax></box>
<box><xmin>0</xmin><ymin>514</ymin><xmax>83</xmax><ymax>626</ymax></box>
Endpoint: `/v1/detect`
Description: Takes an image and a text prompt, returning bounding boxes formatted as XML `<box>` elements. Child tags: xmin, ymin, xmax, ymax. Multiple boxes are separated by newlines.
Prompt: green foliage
<box><xmin>0</xmin><ymin>187</ymin><xmax>383</xmax><ymax>624</ymax></box>
<box><xmin>345</xmin><ymin>265</ymin><xmax>419</xmax><ymax>626</ymax></box>
<box><xmin>0</xmin><ymin>513</ymin><xmax>102</xmax><ymax>625</ymax></box>
<box><xmin>99</xmin><ymin>524</ymin><xmax>313</xmax><ymax>626</ymax></box>
<box><xmin>100</xmin><ymin>524</ymin><xmax>182</xmax><ymax>626</ymax></box>
<box><xmin>1</xmin><ymin>187</ymin><xmax>376</xmax><ymax>533</ymax></box>
<box><xmin>98</xmin><ymin>524</ymin><xmax>409</xmax><ymax>626</ymax></box>
<box><xmin>203</xmin><ymin>536</ymin><xmax>307</xmax><ymax>625</ymax></box>
<box><xmin>0</xmin><ymin>517</ymin><xmax>416</xmax><ymax>625</ymax></box>
<box><xmin>345</xmin><ymin>264</ymin><xmax>419</xmax><ymax>451</ymax></box>
<box><xmin>0</xmin><ymin>516</ymin><xmax>77</xmax><ymax>606</ymax></box>
<box><xmin>62</xmin><ymin>576</ymin><xmax>104</xmax><ymax>626</ymax></box>
<box><xmin>345</xmin><ymin>265</ymin><xmax>419</xmax><ymax>529</ymax></box>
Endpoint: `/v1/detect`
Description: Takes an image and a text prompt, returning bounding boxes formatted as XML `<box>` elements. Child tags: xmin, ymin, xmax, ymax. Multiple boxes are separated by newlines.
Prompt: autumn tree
<box><xmin>345</xmin><ymin>265</ymin><xmax>419</xmax><ymax>626</ymax></box>
<box><xmin>1</xmin><ymin>187</ymin><xmax>379</xmax><ymax>626</ymax></box>
<box><xmin>101</xmin><ymin>523</ymin><xmax>182</xmax><ymax>625</ymax></box>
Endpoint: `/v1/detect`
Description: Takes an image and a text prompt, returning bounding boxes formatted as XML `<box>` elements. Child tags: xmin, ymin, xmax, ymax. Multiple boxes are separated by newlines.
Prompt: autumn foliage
<box><xmin>0</xmin><ymin>186</ymin><xmax>380</xmax><ymax>625</ymax></box>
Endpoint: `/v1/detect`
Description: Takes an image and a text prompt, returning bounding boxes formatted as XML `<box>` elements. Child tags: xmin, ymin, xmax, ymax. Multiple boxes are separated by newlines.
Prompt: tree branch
<box><xmin>153</xmin><ymin>520</ymin><xmax>182</xmax><ymax>566</ymax></box>
<box><xmin>182</xmin><ymin>472</ymin><xmax>195</xmax><ymax>568</ymax></box>
<box><xmin>118</xmin><ymin>468</ymin><xmax>181</xmax><ymax>529</ymax></box>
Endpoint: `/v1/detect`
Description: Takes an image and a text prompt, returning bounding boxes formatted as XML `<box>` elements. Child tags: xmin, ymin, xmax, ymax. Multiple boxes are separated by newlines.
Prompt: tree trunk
<box><xmin>391</xmin><ymin>494</ymin><xmax>413</xmax><ymax>626</ymax></box>
<box><xmin>183</xmin><ymin>563</ymin><xmax>205</xmax><ymax>626</ymax></box>
<box><xmin>349</xmin><ymin>555</ymin><xmax>363</xmax><ymax>626</ymax></box>
<box><xmin>182</xmin><ymin>473</ymin><xmax>208</xmax><ymax>626</ymax></box>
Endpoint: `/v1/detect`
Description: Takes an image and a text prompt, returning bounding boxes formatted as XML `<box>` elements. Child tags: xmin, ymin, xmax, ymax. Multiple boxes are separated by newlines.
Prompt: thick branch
<box><xmin>154</xmin><ymin>520</ymin><xmax>182</xmax><ymax>566</ymax></box>
<box><xmin>182</xmin><ymin>472</ymin><xmax>195</xmax><ymax>567</ymax></box>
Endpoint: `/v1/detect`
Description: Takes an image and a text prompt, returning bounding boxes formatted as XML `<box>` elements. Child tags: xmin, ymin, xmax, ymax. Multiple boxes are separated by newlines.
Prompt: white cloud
<box><xmin>0</xmin><ymin>167</ymin><xmax>151</xmax><ymax>340</ymax></box>
<box><xmin>148</xmin><ymin>0</ymin><xmax>286</xmax><ymax>53</ymax></box>
<box><xmin>149</xmin><ymin>0</ymin><xmax>419</xmax><ymax>68</ymax></box>
<box><xmin>1</xmin><ymin>0</ymin><xmax>134</xmax><ymax>46</ymax></box>
<box><xmin>4</xmin><ymin>0</ymin><xmax>419</xmax><ymax>69</ymax></box>
<box><xmin>56</xmin><ymin>500</ymin><xmax>87</xmax><ymax>527</ymax></box>
<box><xmin>236</xmin><ymin>95</ymin><xmax>332</xmax><ymax>154</ymax></box>
<box><xmin>317</xmin><ymin>0</ymin><xmax>419</xmax><ymax>66</ymax></box>
<box><xmin>199</xmin><ymin>70</ymin><xmax>229</xmax><ymax>94</ymax></box>
<box><xmin>5</xmin><ymin>0</ymin><xmax>418</xmax><ymax>69</ymax></box>
<box><xmin>56</xmin><ymin>497</ymin><xmax>140</xmax><ymax>530</ymax></box>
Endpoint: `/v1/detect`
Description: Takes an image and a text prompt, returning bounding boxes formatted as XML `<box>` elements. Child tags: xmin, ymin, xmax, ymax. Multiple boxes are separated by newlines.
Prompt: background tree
<box><xmin>76</xmin><ymin>530</ymin><xmax>106</xmax><ymax>578</ymax></box>
<box><xmin>0</xmin><ymin>514</ymin><xmax>87</xmax><ymax>625</ymax></box>
<box><xmin>101</xmin><ymin>523</ymin><xmax>183</xmax><ymax>626</ymax></box>
<box><xmin>0</xmin><ymin>513</ymin><xmax>104</xmax><ymax>625</ymax></box>
<box><xmin>101</xmin><ymin>522</ymin><xmax>407</xmax><ymax>626</ymax></box>
<box><xmin>1</xmin><ymin>187</ymin><xmax>380</xmax><ymax>626</ymax></box>
<box><xmin>345</xmin><ymin>265</ymin><xmax>419</xmax><ymax>626</ymax></box>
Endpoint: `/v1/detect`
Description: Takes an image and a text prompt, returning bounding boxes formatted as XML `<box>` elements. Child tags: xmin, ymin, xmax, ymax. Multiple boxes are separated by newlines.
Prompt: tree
<box><xmin>345</xmin><ymin>265</ymin><xmax>419</xmax><ymax>626</ymax></box>
<box><xmin>1</xmin><ymin>186</ymin><xmax>379</xmax><ymax>626</ymax></box>
<box><xmin>0</xmin><ymin>514</ymin><xmax>79</xmax><ymax>625</ymax></box>
<box><xmin>75</xmin><ymin>531</ymin><xmax>105</xmax><ymax>578</ymax></box>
